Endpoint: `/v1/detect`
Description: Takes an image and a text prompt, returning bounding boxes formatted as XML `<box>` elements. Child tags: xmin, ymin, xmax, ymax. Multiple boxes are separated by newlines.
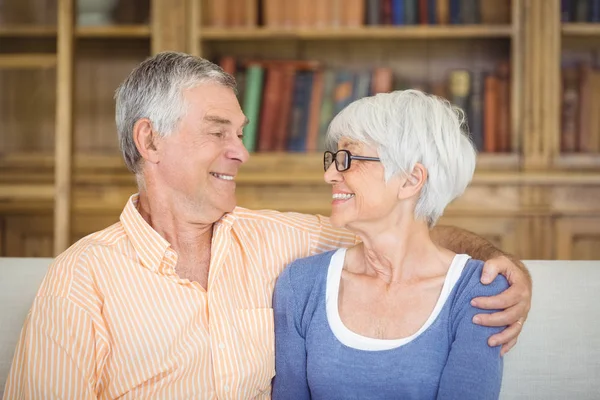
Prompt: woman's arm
<box><xmin>431</xmin><ymin>224</ymin><xmax>532</xmax><ymax>355</ymax></box>
<box><xmin>437</xmin><ymin>265</ymin><xmax>510</xmax><ymax>400</ymax></box>
<box><xmin>272</xmin><ymin>267</ymin><xmax>311</xmax><ymax>400</ymax></box>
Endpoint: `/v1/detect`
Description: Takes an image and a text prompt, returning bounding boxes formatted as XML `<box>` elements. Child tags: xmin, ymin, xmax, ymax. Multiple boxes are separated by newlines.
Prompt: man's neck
<box><xmin>137</xmin><ymin>190</ymin><xmax>217</xmax><ymax>288</ymax></box>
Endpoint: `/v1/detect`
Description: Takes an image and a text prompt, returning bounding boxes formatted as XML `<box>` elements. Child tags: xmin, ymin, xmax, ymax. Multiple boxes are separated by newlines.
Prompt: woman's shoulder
<box><xmin>275</xmin><ymin>249</ymin><xmax>339</xmax><ymax>296</ymax></box>
<box><xmin>452</xmin><ymin>258</ymin><xmax>510</xmax><ymax>304</ymax></box>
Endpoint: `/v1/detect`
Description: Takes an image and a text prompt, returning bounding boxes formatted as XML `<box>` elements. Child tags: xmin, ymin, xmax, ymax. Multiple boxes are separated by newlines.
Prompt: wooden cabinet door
<box><xmin>3</xmin><ymin>214</ymin><xmax>120</xmax><ymax>257</ymax></box>
<box><xmin>555</xmin><ymin>217</ymin><xmax>600</xmax><ymax>260</ymax></box>
<box><xmin>4</xmin><ymin>216</ymin><xmax>54</xmax><ymax>257</ymax></box>
<box><xmin>437</xmin><ymin>216</ymin><xmax>522</xmax><ymax>258</ymax></box>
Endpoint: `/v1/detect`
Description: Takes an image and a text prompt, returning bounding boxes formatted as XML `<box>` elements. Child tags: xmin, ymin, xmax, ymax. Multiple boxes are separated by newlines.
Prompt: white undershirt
<box><xmin>325</xmin><ymin>248</ymin><xmax>471</xmax><ymax>351</ymax></box>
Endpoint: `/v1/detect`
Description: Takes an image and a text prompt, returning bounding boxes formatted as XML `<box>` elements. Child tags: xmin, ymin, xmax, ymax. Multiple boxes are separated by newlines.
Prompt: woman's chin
<box><xmin>329</xmin><ymin>214</ymin><xmax>349</xmax><ymax>229</ymax></box>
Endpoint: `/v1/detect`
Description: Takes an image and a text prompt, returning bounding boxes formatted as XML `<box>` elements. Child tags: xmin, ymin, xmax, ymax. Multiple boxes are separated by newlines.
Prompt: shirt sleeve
<box><xmin>310</xmin><ymin>214</ymin><xmax>358</xmax><ymax>255</ymax></box>
<box><xmin>3</xmin><ymin>290</ymin><xmax>109</xmax><ymax>399</ymax></box>
<box><xmin>271</xmin><ymin>265</ymin><xmax>311</xmax><ymax>400</ymax></box>
<box><xmin>436</xmin><ymin>270</ymin><xmax>509</xmax><ymax>400</ymax></box>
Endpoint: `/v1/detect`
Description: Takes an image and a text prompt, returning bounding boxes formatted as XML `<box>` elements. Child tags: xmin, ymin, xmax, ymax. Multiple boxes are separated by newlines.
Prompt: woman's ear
<box><xmin>133</xmin><ymin>118</ymin><xmax>161</xmax><ymax>165</ymax></box>
<box><xmin>398</xmin><ymin>163</ymin><xmax>427</xmax><ymax>200</ymax></box>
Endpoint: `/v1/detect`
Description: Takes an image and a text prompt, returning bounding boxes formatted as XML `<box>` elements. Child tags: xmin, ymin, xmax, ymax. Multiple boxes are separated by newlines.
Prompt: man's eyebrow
<box><xmin>203</xmin><ymin>115</ymin><xmax>250</xmax><ymax>128</ymax></box>
<box><xmin>203</xmin><ymin>115</ymin><xmax>231</xmax><ymax>125</ymax></box>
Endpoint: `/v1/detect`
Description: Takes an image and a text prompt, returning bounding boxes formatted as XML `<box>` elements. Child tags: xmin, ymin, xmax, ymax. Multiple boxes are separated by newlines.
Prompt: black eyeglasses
<box><xmin>323</xmin><ymin>150</ymin><xmax>381</xmax><ymax>172</ymax></box>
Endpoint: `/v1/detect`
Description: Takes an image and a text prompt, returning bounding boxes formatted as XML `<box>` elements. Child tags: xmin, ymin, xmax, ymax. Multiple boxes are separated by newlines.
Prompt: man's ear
<box><xmin>133</xmin><ymin>118</ymin><xmax>160</xmax><ymax>165</ymax></box>
<box><xmin>398</xmin><ymin>163</ymin><xmax>427</xmax><ymax>200</ymax></box>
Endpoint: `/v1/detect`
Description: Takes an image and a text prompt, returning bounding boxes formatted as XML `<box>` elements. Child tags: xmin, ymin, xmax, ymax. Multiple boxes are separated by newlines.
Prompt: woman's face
<box><xmin>324</xmin><ymin>138</ymin><xmax>402</xmax><ymax>230</ymax></box>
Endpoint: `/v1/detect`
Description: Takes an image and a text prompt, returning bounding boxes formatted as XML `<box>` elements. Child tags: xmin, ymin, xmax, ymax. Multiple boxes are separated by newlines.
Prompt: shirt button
<box><xmin>224</xmin><ymin>385</ymin><xmax>230</xmax><ymax>392</ymax></box>
<box><xmin>219</xmin><ymin>343</ymin><xmax>225</xmax><ymax>349</ymax></box>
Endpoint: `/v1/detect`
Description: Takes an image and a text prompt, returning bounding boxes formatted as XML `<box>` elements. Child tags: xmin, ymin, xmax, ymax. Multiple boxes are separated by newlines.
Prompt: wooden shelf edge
<box><xmin>554</xmin><ymin>154</ymin><xmax>600</xmax><ymax>170</ymax></box>
<box><xmin>76</xmin><ymin>25</ymin><xmax>151</xmax><ymax>38</ymax></box>
<box><xmin>0</xmin><ymin>54</ymin><xmax>57</xmax><ymax>69</ymax></box>
<box><xmin>199</xmin><ymin>25</ymin><xmax>514</xmax><ymax>40</ymax></box>
<box><xmin>0</xmin><ymin>24</ymin><xmax>151</xmax><ymax>38</ymax></box>
<box><xmin>0</xmin><ymin>183</ymin><xmax>54</xmax><ymax>201</ymax></box>
<box><xmin>0</xmin><ymin>25</ymin><xmax>57</xmax><ymax>37</ymax></box>
<box><xmin>562</xmin><ymin>23</ymin><xmax>600</xmax><ymax>36</ymax></box>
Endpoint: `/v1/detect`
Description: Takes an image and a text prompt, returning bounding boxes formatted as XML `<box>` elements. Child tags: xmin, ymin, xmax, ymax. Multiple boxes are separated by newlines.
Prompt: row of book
<box><xmin>219</xmin><ymin>56</ymin><xmax>512</xmax><ymax>154</ymax></box>
<box><xmin>561</xmin><ymin>0</ymin><xmax>600</xmax><ymax>23</ymax></box>
<box><xmin>206</xmin><ymin>0</ymin><xmax>511</xmax><ymax>29</ymax></box>
<box><xmin>562</xmin><ymin>62</ymin><xmax>600</xmax><ymax>153</ymax></box>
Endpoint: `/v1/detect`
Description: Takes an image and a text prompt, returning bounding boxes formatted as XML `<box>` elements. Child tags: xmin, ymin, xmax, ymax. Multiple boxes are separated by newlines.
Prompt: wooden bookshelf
<box><xmin>0</xmin><ymin>0</ymin><xmax>599</xmax><ymax>260</ymax></box>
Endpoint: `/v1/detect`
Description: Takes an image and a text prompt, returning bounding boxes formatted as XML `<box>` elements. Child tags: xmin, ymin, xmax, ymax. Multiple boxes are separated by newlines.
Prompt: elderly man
<box><xmin>4</xmin><ymin>52</ymin><xmax>531</xmax><ymax>399</ymax></box>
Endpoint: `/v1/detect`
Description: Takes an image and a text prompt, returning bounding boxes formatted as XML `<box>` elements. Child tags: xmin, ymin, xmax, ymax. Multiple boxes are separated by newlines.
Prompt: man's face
<box><xmin>155</xmin><ymin>82</ymin><xmax>249</xmax><ymax>222</ymax></box>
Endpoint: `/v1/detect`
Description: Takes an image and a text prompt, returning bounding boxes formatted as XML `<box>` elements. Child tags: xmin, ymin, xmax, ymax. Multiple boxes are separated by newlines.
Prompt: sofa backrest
<box><xmin>499</xmin><ymin>260</ymin><xmax>600</xmax><ymax>399</ymax></box>
<box><xmin>1</xmin><ymin>258</ymin><xmax>599</xmax><ymax>398</ymax></box>
<box><xmin>0</xmin><ymin>258</ymin><xmax>51</xmax><ymax>396</ymax></box>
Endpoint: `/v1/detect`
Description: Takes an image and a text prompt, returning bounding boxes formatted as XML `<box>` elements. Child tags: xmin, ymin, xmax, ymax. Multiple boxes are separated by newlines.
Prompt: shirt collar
<box><xmin>120</xmin><ymin>193</ymin><xmax>172</xmax><ymax>273</ymax></box>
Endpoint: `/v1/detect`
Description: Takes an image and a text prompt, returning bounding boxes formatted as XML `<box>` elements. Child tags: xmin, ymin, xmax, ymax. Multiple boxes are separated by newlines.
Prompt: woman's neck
<box><xmin>348</xmin><ymin>220</ymin><xmax>455</xmax><ymax>285</ymax></box>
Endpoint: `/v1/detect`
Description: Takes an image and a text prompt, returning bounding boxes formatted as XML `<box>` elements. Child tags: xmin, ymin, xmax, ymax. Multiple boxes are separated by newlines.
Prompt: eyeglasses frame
<box><xmin>323</xmin><ymin>149</ymin><xmax>381</xmax><ymax>172</ymax></box>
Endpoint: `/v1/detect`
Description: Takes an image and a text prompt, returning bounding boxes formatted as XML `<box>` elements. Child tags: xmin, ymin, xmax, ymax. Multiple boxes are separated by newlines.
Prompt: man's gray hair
<box><xmin>326</xmin><ymin>89</ymin><xmax>477</xmax><ymax>227</ymax></box>
<box><xmin>114</xmin><ymin>51</ymin><xmax>237</xmax><ymax>174</ymax></box>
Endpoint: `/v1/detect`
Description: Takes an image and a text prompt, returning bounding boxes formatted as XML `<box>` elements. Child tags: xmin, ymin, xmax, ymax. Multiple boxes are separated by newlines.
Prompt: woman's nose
<box><xmin>324</xmin><ymin>163</ymin><xmax>342</xmax><ymax>184</ymax></box>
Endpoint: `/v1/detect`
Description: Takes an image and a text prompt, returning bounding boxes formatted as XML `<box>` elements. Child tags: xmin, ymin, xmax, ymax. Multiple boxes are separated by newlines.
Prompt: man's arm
<box><xmin>431</xmin><ymin>225</ymin><xmax>532</xmax><ymax>355</ymax></box>
<box><xmin>4</xmin><ymin>296</ymin><xmax>106</xmax><ymax>399</ymax></box>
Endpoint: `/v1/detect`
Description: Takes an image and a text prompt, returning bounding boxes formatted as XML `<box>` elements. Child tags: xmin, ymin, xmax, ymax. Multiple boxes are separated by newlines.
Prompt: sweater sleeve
<box><xmin>271</xmin><ymin>264</ymin><xmax>311</xmax><ymax>400</ymax></box>
<box><xmin>437</xmin><ymin>262</ymin><xmax>509</xmax><ymax>400</ymax></box>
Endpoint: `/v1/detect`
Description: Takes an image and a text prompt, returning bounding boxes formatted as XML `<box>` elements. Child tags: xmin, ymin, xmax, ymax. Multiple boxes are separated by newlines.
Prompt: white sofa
<box><xmin>1</xmin><ymin>258</ymin><xmax>599</xmax><ymax>399</ymax></box>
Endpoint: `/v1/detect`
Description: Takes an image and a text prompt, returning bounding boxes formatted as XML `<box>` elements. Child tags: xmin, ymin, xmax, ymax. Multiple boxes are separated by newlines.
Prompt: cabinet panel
<box><xmin>437</xmin><ymin>216</ymin><xmax>522</xmax><ymax>258</ymax></box>
<box><xmin>3</xmin><ymin>214</ymin><xmax>121</xmax><ymax>257</ymax></box>
<box><xmin>555</xmin><ymin>217</ymin><xmax>600</xmax><ymax>260</ymax></box>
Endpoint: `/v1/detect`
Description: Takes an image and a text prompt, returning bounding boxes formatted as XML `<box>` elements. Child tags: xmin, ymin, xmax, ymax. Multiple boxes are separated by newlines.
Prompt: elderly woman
<box><xmin>272</xmin><ymin>89</ymin><xmax>508</xmax><ymax>399</ymax></box>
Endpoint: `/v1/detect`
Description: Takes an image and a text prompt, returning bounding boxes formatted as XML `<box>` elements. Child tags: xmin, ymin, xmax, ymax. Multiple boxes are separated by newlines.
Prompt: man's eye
<box><xmin>237</xmin><ymin>134</ymin><xmax>244</xmax><ymax>140</ymax></box>
<box><xmin>211</xmin><ymin>132</ymin><xmax>224</xmax><ymax>138</ymax></box>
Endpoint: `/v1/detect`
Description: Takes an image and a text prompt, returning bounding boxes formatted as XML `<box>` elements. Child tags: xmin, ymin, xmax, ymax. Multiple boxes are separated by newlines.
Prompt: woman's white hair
<box><xmin>326</xmin><ymin>89</ymin><xmax>477</xmax><ymax>227</ymax></box>
<box><xmin>114</xmin><ymin>51</ymin><xmax>237</xmax><ymax>175</ymax></box>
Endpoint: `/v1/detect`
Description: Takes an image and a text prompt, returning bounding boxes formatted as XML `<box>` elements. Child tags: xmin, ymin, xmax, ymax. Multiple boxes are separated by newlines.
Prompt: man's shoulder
<box><xmin>64</xmin><ymin>221</ymin><xmax>126</xmax><ymax>259</ymax></box>
<box><xmin>39</xmin><ymin>222</ymin><xmax>126</xmax><ymax>297</ymax></box>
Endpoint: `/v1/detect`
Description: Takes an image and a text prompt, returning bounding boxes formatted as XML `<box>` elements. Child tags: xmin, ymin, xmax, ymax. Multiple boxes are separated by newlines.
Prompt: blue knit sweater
<box><xmin>272</xmin><ymin>249</ymin><xmax>508</xmax><ymax>400</ymax></box>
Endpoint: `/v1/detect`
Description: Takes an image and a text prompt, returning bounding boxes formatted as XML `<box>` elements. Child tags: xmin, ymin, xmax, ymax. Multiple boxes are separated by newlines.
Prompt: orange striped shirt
<box><xmin>4</xmin><ymin>194</ymin><xmax>356</xmax><ymax>399</ymax></box>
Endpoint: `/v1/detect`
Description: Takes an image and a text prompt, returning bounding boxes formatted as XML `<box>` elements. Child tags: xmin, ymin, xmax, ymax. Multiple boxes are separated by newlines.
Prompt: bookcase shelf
<box><xmin>562</xmin><ymin>23</ymin><xmax>600</xmax><ymax>36</ymax></box>
<box><xmin>0</xmin><ymin>25</ymin><xmax>57</xmax><ymax>37</ymax></box>
<box><xmin>555</xmin><ymin>153</ymin><xmax>600</xmax><ymax>170</ymax></box>
<box><xmin>0</xmin><ymin>24</ymin><xmax>151</xmax><ymax>38</ymax></box>
<box><xmin>77</xmin><ymin>25</ymin><xmax>151</xmax><ymax>38</ymax></box>
<box><xmin>200</xmin><ymin>25</ymin><xmax>514</xmax><ymax>41</ymax></box>
<box><xmin>0</xmin><ymin>54</ymin><xmax>57</xmax><ymax>69</ymax></box>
